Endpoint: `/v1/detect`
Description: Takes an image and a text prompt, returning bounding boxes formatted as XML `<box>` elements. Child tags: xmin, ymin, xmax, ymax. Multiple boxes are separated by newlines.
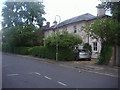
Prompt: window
<box><xmin>93</xmin><ymin>42</ymin><xmax>97</xmax><ymax>51</ymax></box>
<box><xmin>73</xmin><ymin>25</ymin><xmax>77</xmax><ymax>33</ymax></box>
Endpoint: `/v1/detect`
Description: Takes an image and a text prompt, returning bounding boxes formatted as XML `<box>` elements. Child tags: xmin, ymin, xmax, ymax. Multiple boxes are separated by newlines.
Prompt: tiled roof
<box><xmin>56</xmin><ymin>13</ymin><xmax>96</xmax><ymax>28</ymax></box>
<box><xmin>43</xmin><ymin>13</ymin><xmax>96</xmax><ymax>31</ymax></box>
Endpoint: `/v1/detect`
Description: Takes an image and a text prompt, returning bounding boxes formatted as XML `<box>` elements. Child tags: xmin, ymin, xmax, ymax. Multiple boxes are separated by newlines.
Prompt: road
<box><xmin>2</xmin><ymin>53</ymin><xmax>118</xmax><ymax>88</ymax></box>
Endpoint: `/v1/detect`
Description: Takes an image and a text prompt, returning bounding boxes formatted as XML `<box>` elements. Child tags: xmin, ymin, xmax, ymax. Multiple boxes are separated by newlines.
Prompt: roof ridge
<box><xmin>60</xmin><ymin>13</ymin><xmax>95</xmax><ymax>23</ymax></box>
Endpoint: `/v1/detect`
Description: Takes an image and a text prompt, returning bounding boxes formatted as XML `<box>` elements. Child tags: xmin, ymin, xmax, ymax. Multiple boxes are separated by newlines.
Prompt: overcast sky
<box><xmin>43</xmin><ymin>0</ymin><xmax>101</xmax><ymax>26</ymax></box>
<box><xmin>0</xmin><ymin>0</ymin><xmax>101</xmax><ymax>29</ymax></box>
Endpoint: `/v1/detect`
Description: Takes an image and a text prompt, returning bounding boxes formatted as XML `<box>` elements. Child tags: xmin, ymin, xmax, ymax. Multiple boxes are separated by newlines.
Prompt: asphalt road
<box><xmin>2</xmin><ymin>53</ymin><xmax>118</xmax><ymax>88</ymax></box>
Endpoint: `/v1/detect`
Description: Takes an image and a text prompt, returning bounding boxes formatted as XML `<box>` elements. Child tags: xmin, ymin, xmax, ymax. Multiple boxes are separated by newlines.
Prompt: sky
<box><xmin>0</xmin><ymin>0</ymin><xmax>102</xmax><ymax>29</ymax></box>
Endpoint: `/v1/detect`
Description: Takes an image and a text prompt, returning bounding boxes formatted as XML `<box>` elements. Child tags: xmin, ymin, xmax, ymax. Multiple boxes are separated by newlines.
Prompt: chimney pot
<box><xmin>46</xmin><ymin>22</ymin><xmax>50</xmax><ymax>27</ymax></box>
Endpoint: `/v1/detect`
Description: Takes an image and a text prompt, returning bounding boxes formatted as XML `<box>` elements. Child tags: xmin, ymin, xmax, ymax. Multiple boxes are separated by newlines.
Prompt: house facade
<box><xmin>42</xmin><ymin>7</ymin><xmax>106</xmax><ymax>58</ymax></box>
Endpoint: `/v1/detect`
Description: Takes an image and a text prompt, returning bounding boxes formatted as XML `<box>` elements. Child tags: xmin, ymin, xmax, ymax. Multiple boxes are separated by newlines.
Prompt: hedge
<box><xmin>2</xmin><ymin>43</ymin><xmax>15</xmax><ymax>53</ymax></box>
<box><xmin>2</xmin><ymin>45</ymin><xmax>74</xmax><ymax>61</ymax></box>
<box><xmin>98</xmin><ymin>44</ymin><xmax>112</xmax><ymax>65</ymax></box>
<box><xmin>30</xmin><ymin>46</ymin><xmax>74</xmax><ymax>61</ymax></box>
<box><xmin>30</xmin><ymin>46</ymin><xmax>56</xmax><ymax>59</ymax></box>
<box><xmin>14</xmin><ymin>47</ymin><xmax>32</xmax><ymax>55</ymax></box>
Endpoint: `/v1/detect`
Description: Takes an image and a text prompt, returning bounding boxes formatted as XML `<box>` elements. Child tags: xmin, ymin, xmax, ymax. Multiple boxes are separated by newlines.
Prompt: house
<box><xmin>42</xmin><ymin>6</ymin><xmax>107</xmax><ymax>58</ymax></box>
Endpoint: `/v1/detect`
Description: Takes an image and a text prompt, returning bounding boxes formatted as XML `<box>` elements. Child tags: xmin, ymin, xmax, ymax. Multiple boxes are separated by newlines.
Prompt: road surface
<box><xmin>2</xmin><ymin>53</ymin><xmax>118</xmax><ymax>88</ymax></box>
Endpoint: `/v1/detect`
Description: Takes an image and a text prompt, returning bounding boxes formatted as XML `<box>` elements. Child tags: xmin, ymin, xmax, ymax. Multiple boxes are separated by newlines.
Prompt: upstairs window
<box><xmin>73</xmin><ymin>25</ymin><xmax>77</xmax><ymax>33</ymax></box>
<box><xmin>93</xmin><ymin>42</ymin><xmax>97</xmax><ymax>51</ymax></box>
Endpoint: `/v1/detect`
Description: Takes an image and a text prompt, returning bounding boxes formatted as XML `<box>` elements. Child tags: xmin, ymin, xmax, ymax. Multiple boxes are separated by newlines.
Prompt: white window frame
<box><xmin>93</xmin><ymin>42</ymin><xmax>97</xmax><ymax>51</ymax></box>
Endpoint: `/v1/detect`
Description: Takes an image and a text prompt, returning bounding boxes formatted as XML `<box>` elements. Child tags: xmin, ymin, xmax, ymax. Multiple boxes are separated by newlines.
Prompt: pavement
<box><xmin>13</xmin><ymin>53</ymin><xmax>119</xmax><ymax>78</ymax></box>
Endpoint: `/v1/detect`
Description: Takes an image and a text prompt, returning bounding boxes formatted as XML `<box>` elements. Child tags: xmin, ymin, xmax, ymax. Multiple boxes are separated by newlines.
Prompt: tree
<box><xmin>84</xmin><ymin>18</ymin><xmax>120</xmax><ymax>64</ymax></box>
<box><xmin>2</xmin><ymin>1</ymin><xmax>46</xmax><ymax>28</ymax></box>
<box><xmin>83</xmin><ymin>43</ymin><xmax>92</xmax><ymax>53</ymax></box>
<box><xmin>103</xmin><ymin>2</ymin><xmax>120</xmax><ymax>22</ymax></box>
<box><xmin>2</xmin><ymin>24</ymin><xmax>42</xmax><ymax>47</ymax></box>
<box><xmin>44</xmin><ymin>31</ymin><xmax>82</xmax><ymax>48</ymax></box>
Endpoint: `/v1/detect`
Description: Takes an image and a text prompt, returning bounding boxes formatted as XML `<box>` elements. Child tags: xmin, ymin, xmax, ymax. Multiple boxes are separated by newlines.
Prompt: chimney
<box><xmin>46</xmin><ymin>22</ymin><xmax>50</xmax><ymax>28</ymax></box>
<box><xmin>96</xmin><ymin>4</ymin><xmax>105</xmax><ymax>16</ymax></box>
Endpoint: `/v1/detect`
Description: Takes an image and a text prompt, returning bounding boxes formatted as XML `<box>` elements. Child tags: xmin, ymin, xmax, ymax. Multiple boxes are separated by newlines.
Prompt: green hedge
<box><xmin>30</xmin><ymin>46</ymin><xmax>56</xmax><ymax>59</ymax></box>
<box><xmin>98</xmin><ymin>44</ymin><xmax>112</xmax><ymax>65</ymax></box>
<box><xmin>2</xmin><ymin>43</ymin><xmax>15</xmax><ymax>53</ymax></box>
<box><xmin>2</xmin><ymin>45</ymin><xmax>74</xmax><ymax>61</ymax></box>
<box><xmin>30</xmin><ymin>46</ymin><xmax>74</xmax><ymax>61</ymax></box>
<box><xmin>57</xmin><ymin>47</ymin><xmax>74</xmax><ymax>61</ymax></box>
<box><xmin>14</xmin><ymin>47</ymin><xmax>32</xmax><ymax>55</ymax></box>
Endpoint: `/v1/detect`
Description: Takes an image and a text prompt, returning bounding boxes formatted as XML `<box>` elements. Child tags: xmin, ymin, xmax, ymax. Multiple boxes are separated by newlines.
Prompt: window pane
<box><xmin>93</xmin><ymin>42</ymin><xmax>97</xmax><ymax>51</ymax></box>
<box><xmin>74</xmin><ymin>25</ymin><xmax>77</xmax><ymax>33</ymax></box>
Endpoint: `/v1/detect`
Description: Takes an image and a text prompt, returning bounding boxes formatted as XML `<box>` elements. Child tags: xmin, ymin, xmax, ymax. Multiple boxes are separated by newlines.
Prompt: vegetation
<box><xmin>44</xmin><ymin>31</ymin><xmax>82</xmax><ymax>48</ymax></box>
<box><xmin>2</xmin><ymin>1</ymin><xmax>46</xmax><ymax>28</ymax></box>
<box><xmin>2</xmin><ymin>24</ymin><xmax>42</xmax><ymax>48</ymax></box>
<box><xmin>1</xmin><ymin>1</ymin><xmax>46</xmax><ymax>52</ymax></box>
<box><xmin>84</xmin><ymin>18</ymin><xmax>120</xmax><ymax>65</ymax></box>
<box><xmin>2</xmin><ymin>46</ymin><xmax>74</xmax><ymax>61</ymax></box>
<box><xmin>103</xmin><ymin>2</ymin><xmax>120</xmax><ymax>22</ymax></box>
<box><xmin>97</xmin><ymin>43</ymin><xmax>112</xmax><ymax>65</ymax></box>
<box><xmin>83</xmin><ymin>43</ymin><xmax>92</xmax><ymax>52</ymax></box>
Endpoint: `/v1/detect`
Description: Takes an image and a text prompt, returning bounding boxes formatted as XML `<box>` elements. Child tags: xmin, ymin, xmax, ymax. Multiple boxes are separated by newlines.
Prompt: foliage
<box><xmin>2</xmin><ymin>2</ymin><xmax>46</xmax><ymax>28</ymax></box>
<box><xmin>85</xmin><ymin>18</ymin><xmax>120</xmax><ymax>46</ymax></box>
<box><xmin>2</xmin><ymin>24</ymin><xmax>42</xmax><ymax>47</ymax></box>
<box><xmin>103</xmin><ymin>2</ymin><xmax>120</xmax><ymax>22</ymax></box>
<box><xmin>30</xmin><ymin>46</ymin><xmax>56</xmax><ymax>59</ymax></box>
<box><xmin>97</xmin><ymin>43</ymin><xmax>112</xmax><ymax>65</ymax></box>
<box><xmin>30</xmin><ymin>46</ymin><xmax>74</xmax><ymax>61</ymax></box>
<box><xmin>2</xmin><ymin>43</ymin><xmax>15</xmax><ymax>53</ymax></box>
<box><xmin>84</xmin><ymin>18</ymin><xmax>120</xmax><ymax>64</ymax></box>
<box><xmin>83</xmin><ymin>43</ymin><xmax>92</xmax><ymax>52</ymax></box>
<box><xmin>4</xmin><ymin>46</ymin><xmax>74</xmax><ymax>61</ymax></box>
<box><xmin>44</xmin><ymin>31</ymin><xmax>82</xmax><ymax>48</ymax></box>
<box><xmin>14</xmin><ymin>47</ymin><xmax>32</xmax><ymax>55</ymax></box>
<box><xmin>57</xmin><ymin>47</ymin><xmax>74</xmax><ymax>61</ymax></box>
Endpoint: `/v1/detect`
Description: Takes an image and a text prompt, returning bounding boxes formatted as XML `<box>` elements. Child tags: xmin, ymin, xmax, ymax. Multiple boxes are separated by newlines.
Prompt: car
<box><xmin>74</xmin><ymin>49</ymin><xmax>91</xmax><ymax>61</ymax></box>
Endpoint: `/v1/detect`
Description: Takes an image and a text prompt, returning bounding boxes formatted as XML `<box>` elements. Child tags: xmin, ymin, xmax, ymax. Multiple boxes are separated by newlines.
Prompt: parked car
<box><xmin>74</xmin><ymin>49</ymin><xmax>91</xmax><ymax>61</ymax></box>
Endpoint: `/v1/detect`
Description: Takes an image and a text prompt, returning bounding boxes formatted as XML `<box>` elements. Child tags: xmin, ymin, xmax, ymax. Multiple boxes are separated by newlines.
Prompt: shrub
<box><xmin>83</xmin><ymin>43</ymin><xmax>92</xmax><ymax>52</ymax></box>
<box><xmin>2</xmin><ymin>43</ymin><xmax>15</xmax><ymax>53</ymax></box>
<box><xmin>30</xmin><ymin>46</ymin><xmax>56</xmax><ymax>59</ymax></box>
<box><xmin>97</xmin><ymin>43</ymin><xmax>112</xmax><ymax>65</ymax></box>
<box><xmin>58</xmin><ymin>47</ymin><xmax>74</xmax><ymax>61</ymax></box>
<box><xmin>44</xmin><ymin>31</ymin><xmax>82</xmax><ymax>48</ymax></box>
<box><xmin>2</xmin><ymin>45</ymin><xmax>75</xmax><ymax>61</ymax></box>
<box><xmin>14</xmin><ymin>47</ymin><xmax>32</xmax><ymax>55</ymax></box>
<box><xmin>30</xmin><ymin>46</ymin><xmax>74</xmax><ymax>61</ymax></box>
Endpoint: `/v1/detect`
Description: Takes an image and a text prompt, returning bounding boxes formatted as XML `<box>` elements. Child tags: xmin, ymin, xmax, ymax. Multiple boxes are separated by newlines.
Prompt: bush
<box><xmin>58</xmin><ymin>47</ymin><xmax>74</xmax><ymax>61</ymax></box>
<box><xmin>14</xmin><ymin>47</ymin><xmax>32</xmax><ymax>55</ymax></box>
<box><xmin>2</xmin><ymin>45</ymin><xmax>74</xmax><ymax>61</ymax></box>
<box><xmin>83</xmin><ymin>43</ymin><xmax>92</xmax><ymax>52</ymax></box>
<box><xmin>30</xmin><ymin>46</ymin><xmax>74</xmax><ymax>61</ymax></box>
<box><xmin>2</xmin><ymin>43</ymin><xmax>15</xmax><ymax>53</ymax></box>
<box><xmin>44</xmin><ymin>31</ymin><xmax>82</xmax><ymax>48</ymax></box>
<box><xmin>30</xmin><ymin>46</ymin><xmax>56</xmax><ymax>59</ymax></box>
<box><xmin>97</xmin><ymin>43</ymin><xmax>112</xmax><ymax>65</ymax></box>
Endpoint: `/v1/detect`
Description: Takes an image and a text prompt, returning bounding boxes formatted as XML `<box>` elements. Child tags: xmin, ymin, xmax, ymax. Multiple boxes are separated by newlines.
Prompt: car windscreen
<box><xmin>79</xmin><ymin>49</ymin><xmax>89</xmax><ymax>52</ymax></box>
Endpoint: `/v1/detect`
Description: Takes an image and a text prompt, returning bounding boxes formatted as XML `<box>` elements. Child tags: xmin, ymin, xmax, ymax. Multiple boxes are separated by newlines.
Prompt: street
<box><xmin>2</xmin><ymin>53</ymin><xmax>118</xmax><ymax>88</ymax></box>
